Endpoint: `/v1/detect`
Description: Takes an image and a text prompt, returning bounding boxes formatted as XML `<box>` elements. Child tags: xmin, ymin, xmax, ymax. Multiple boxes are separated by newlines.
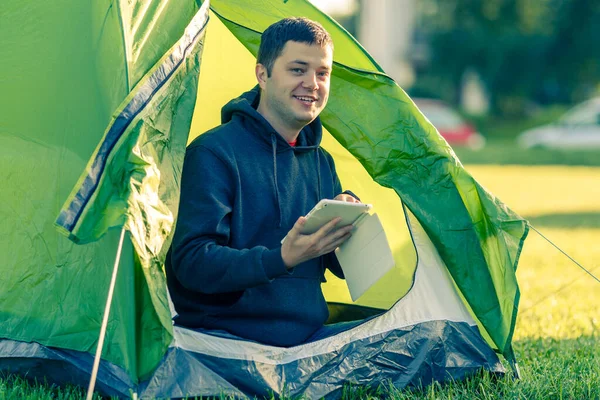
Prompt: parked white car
<box><xmin>517</xmin><ymin>97</ymin><xmax>600</xmax><ymax>149</ymax></box>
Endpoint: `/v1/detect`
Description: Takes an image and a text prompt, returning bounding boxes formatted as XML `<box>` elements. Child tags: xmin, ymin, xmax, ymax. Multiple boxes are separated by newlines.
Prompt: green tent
<box><xmin>0</xmin><ymin>0</ymin><xmax>528</xmax><ymax>397</ymax></box>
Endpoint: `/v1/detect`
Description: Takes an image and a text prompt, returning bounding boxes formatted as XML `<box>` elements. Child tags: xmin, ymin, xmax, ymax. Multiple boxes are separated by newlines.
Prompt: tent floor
<box><xmin>0</xmin><ymin>319</ymin><xmax>504</xmax><ymax>399</ymax></box>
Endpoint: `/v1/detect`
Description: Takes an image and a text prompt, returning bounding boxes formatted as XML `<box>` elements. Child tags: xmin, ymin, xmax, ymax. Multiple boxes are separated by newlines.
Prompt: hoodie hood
<box><xmin>221</xmin><ymin>85</ymin><xmax>323</xmax><ymax>152</ymax></box>
<box><xmin>221</xmin><ymin>86</ymin><xmax>326</xmax><ymax>229</ymax></box>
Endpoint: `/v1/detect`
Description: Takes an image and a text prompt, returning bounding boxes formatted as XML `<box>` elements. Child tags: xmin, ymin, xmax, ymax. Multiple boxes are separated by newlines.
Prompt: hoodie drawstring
<box><xmin>315</xmin><ymin>150</ymin><xmax>322</xmax><ymax>201</ymax></box>
<box><xmin>315</xmin><ymin>149</ymin><xmax>325</xmax><ymax>277</ymax></box>
<box><xmin>271</xmin><ymin>133</ymin><xmax>323</xmax><ymax>230</ymax></box>
<box><xmin>271</xmin><ymin>134</ymin><xmax>283</xmax><ymax>228</ymax></box>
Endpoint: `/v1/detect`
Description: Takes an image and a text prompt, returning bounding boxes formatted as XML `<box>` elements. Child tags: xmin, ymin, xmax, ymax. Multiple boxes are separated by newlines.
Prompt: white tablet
<box><xmin>300</xmin><ymin>199</ymin><xmax>372</xmax><ymax>235</ymax></box>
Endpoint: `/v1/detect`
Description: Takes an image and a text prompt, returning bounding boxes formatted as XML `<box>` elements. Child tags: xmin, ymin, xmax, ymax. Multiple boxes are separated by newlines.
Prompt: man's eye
<box><xmin>291</xmin><ymin>68</ymin><xmax>304</xmax><ymax>74</ymax></box>
<box><xmin>318</xmin><ymin>71</ymin><xmax>330</xmax><ymax>77</ymax></box>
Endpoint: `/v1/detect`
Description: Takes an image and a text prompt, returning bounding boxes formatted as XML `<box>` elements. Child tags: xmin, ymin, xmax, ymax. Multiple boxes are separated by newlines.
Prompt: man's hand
<box><xmin>281</xmin><ymin>216</ymin><xmax>353</xmax><ymax>269</ymax></box>
<box><xmin>334</xmin><ymin>193</ymin><xmax>360</xmax><ymax>203</ymax></box>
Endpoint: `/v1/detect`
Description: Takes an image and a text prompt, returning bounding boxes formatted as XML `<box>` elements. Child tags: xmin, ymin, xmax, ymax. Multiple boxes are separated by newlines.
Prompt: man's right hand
<box><xmin>281</xmin><ymin>216</ymin><xmax>353</xmax><ymax>269</ymax></box>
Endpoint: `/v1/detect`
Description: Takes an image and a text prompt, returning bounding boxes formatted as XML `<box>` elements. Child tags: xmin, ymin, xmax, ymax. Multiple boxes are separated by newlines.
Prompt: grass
<box><xmin>2</xmin><ymin>162</ymin><xmax>599</xmax><ymax>399</ymax></box>
<box><xmin>0</xmin><ymin>375</ymin><xmax>102</xmax><ymax>400</ymax></box>
<box><xmin>455</xmin><ymin>139</ymin><xmax>600</xmax><ymax>166</ymax></box>
<box><xmin>467</xmin><ymin>165</ymin><xmax>600</xmax><ymax>340</ymax></box>
<box><xmin>383</xmin><ymin>164</ymin><xmax>600</xmax><ymax>399</ymax></box>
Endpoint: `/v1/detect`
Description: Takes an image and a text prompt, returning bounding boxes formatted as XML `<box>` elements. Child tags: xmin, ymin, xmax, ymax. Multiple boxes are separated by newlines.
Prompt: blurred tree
<box><xmin>413</xmin><ymin>0</ymin><xmax>600</xmax><ymax>116</ymax></box>
<box><xmin>544</xmin><ymin>0</ymin><xmax>600</xmax><ymax>103</ymax></box>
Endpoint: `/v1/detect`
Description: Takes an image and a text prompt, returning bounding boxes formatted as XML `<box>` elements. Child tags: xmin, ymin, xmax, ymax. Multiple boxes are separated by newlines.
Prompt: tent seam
<box><xmin>116</xmin><ymin>0</ymin><xmax>131</xmax><ymax>92</ymax></box>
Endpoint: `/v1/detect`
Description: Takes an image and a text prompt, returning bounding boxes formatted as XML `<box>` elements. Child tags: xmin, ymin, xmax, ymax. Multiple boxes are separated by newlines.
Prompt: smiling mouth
<box><xmin>293</xmin><ymin>95</ymin><xmax>318</xmax><ymax>105</ymax></box>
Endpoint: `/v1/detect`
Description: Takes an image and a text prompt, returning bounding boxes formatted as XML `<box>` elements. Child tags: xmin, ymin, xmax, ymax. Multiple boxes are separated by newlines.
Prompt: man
<box><xmin>166</xmin><ymin>17</ymin><xmax>359</xmax><ymax>347</ymax></box>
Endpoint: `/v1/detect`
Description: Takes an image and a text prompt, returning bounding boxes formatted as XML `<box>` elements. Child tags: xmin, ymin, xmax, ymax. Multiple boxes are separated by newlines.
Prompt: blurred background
<box><xmin>311</xmin><ymin>0</ymin><xmax>600</xmax><ymax>164</ymax></box>
<box><xmin>311</xmin><ymin>0</ymin><xmax>600</xmax><ymax>383</ymax></box>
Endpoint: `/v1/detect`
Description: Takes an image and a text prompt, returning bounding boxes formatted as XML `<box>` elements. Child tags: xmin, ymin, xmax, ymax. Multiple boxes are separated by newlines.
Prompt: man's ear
<box><xmin>255</xmin><ymin>63</ymin><xmax>268</xmax><ymax>90</ymax></box>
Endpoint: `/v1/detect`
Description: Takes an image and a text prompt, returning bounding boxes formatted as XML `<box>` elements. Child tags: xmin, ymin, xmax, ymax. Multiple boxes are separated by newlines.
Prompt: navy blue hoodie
<box><xmin>166</xmin><ymin>86</ymin><xmax>346</xmax><ymax>347</ymax></box>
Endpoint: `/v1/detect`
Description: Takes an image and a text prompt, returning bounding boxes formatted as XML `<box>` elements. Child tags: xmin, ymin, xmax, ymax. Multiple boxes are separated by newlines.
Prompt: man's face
<box><xmin>256</xmin><ymin>41</ymin><xmax>333</xmax><ymax>132</ymax></box>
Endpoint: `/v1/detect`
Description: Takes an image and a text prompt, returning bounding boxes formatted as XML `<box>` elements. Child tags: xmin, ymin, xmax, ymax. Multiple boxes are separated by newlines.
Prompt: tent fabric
<box><xmin>54</xmin><ymin>2</ymin><xmax>211</xmax><ymax>375</ymax></box>
<box><xmin>0</xmin><ymin>210</ymin><xmax>504</xmax><ymax>398</ymax></box>
<box><xmin>1</xmin><ymin>0</ymin><xmax>208</xmax><ymax>381</ymax></box>
<box><xmin>0</xmin><ymin>323</ymin><xmax>499</xmax><ymax>399</ymax></box>
<box><xmin>0</xmin><ymin>339</ymin><xmax>134</xmax><ymax>398</ymax></box>
<box><xmin>55</xmin><ymin>1</ymin><xmax>209</xmax><ymax>244</ymax></box>
<box><xmin>0</xmin><ymin>0</ymin><xmax>528</xmax><ymax>396</ymax></box>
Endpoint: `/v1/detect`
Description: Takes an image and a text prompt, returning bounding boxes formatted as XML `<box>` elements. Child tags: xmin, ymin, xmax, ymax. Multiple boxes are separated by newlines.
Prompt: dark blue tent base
<box><xmin>0</xmin><ymin>319</ymin><xmax>504</xmax><ymax>399</ymax></box>
<box><xmin>0</xmin><ymin>339</ymin><xmax>134</xmax><ymax>397</ymax></box>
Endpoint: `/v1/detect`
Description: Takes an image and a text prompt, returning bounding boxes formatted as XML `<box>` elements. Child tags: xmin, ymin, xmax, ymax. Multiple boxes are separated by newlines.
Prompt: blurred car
<box><xmin>517</xmin><ymin>97</ymin><xmax>600</xmax><ymax>149</ymax></box>
<box><xmin>413</xmin><ymin>98</ymin><xmax>486</xmax><ymax>150</ymax></box>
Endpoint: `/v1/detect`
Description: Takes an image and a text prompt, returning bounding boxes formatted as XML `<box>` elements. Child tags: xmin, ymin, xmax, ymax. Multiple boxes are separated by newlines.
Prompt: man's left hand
<box><xmin>334</xmin><ymin>193</ymin><xmax>360</xmax><ymax>203</ymax></box>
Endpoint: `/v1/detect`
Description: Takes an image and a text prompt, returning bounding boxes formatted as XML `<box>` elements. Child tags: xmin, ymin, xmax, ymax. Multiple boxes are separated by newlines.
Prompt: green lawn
<box><xmin>2</xmin><ymin>165</ymin><xmax>599</xmax><ymax>399</ymax></box>
<box><xmin>455</xmin><ymin>139</ymin><xmax>600</xmax><ymax>167</ymax></box>
<box><xmin>385</xmin><ymin>165</ymin><xmax>600</xmax><ymax>399</ymax></box>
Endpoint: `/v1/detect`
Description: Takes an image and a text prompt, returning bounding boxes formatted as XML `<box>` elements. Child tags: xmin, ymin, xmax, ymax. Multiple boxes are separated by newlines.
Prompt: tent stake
<box><xmin>86</xmin><ymin>227</ymin><xmax>127</xmax><ymax>400</ymax></box>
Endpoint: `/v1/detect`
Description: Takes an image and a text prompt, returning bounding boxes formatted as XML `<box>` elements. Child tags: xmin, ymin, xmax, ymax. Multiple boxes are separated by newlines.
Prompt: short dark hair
<box><xmin>257</xmin><ymin>17</ymin><xmax>333</xmax><ymax>76</ymax></box>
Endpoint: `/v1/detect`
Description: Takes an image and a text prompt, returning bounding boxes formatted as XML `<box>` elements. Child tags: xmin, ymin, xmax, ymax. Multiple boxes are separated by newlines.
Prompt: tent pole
<box><xmin>86</xmin><ymin>227</ymin><xmax>127</xmax><ymax>400</ymax></box>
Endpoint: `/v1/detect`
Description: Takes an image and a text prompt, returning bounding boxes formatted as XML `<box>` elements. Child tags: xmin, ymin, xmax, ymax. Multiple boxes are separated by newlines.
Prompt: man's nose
<box><xmin>303</xmin><ymin>73</ymin><xmax>319</xmax><ymax>90</ymax></box>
